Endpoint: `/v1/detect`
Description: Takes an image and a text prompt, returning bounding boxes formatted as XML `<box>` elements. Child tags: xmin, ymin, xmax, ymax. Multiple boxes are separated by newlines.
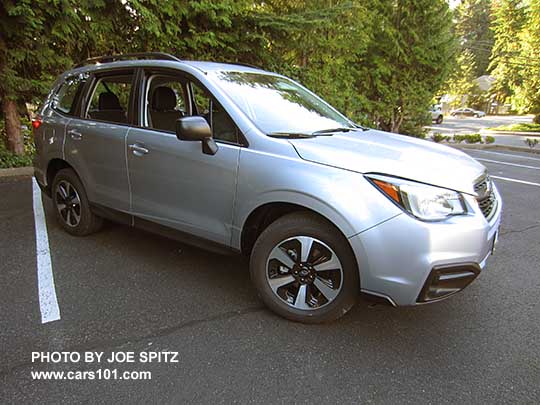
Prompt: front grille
<box><xmin>474</xmin><ymin>177</ymin><xmax>489</xmax><ymax>195</ymax></box>
<box><xmin>477</xmin><ymin>192</ymin><xmax>497</xmax><ymax>219</ymax></box>
<box><xmin>474</xmin><ymin>175</ymin><xmax>497</xmax><ymax>219</ymax></box>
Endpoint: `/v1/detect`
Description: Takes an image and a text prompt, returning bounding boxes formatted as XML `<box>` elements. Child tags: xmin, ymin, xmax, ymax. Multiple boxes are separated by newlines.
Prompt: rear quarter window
<box><xmin>53</xmin><ymin>73</ymin><xmax>88</xmax><ymax>116</ymax></box>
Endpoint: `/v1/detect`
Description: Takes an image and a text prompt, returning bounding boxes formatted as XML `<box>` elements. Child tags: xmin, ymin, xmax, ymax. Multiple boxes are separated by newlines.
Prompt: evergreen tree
<box><xmin>0</xmin><ymin>0</ymin><xmax>459</xmax><ymax>155</ymax></box>
<box><xmin>513</xmin><ymin>0</ymin><xmax>540</xmax><ymax>117</ymax></box>
<box><xmin>489</xmin><ymin>0</ymin><xmax>527</xmax><ymax>106</ymax></box>
<box><xmin>454</xmin><ymin>0</ymin><xmax>494</xmax><ymax>77</ymax></box>
<box><xmin>445</xmin><ymin>49</ymin><xmax>481</xmax><ymax>108</ymax></box>
<box><xmin>357</xmin><ymin>0</ymin><xmax>456</xmax><ymax>134</ymax></box>
<box><xmin>0</xmin><ymin>0</ymin><xmax>82</xmax><ymax>154</ymax></box>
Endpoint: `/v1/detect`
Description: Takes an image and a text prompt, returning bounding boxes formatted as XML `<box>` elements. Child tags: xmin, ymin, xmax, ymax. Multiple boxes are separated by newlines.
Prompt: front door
<box><xmin>126</xmin><ymin>72</ymin><xmax>241</xmax><ymax>246</ymax></box>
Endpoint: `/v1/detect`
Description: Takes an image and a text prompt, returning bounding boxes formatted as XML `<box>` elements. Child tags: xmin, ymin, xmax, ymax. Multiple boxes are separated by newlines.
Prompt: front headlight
<box><xmin>366</xmin><ymin>174</ymin><xmax>467</xmax><ymax>221</ymax></box>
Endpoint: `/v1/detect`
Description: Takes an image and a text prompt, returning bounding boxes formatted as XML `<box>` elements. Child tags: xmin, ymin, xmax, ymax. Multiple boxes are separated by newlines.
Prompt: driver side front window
<box><xmin>190</xmin><ymin>82</ymin><xmax>239</xmax><ymax>144</ymax></box>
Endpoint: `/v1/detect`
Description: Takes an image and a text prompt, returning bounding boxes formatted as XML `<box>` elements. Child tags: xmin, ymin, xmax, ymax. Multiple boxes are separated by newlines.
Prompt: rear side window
<box><xmin>53</xmin><ymin>73</ymin><xmax>88</xmax><ymax>116</ymax></box>
<box><xmin>86</xmin><ymin>73</ymin><xmax>133</xmax><ymax>124</ymax></box>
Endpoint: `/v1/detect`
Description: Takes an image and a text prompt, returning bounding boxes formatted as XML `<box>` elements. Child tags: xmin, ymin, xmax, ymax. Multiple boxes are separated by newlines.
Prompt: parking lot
<box><xmin>1</xmin><ymin>148</ymin><xmax>539</xmax><ymax>403</ymax></box>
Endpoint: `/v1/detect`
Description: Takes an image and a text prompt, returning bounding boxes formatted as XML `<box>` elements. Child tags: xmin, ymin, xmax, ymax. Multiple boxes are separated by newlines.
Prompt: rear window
<box><xmin>53</xmin><ymin>73</ymin><xmax>88</xmax><ymax>116</ymax></box>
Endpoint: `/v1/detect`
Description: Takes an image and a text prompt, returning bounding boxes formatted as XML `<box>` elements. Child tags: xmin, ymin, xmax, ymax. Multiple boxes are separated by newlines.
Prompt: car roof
<box><xmin>66</xmin><ymin>58</ymin><xmax>271</xmax><ymax>78</ymax></box>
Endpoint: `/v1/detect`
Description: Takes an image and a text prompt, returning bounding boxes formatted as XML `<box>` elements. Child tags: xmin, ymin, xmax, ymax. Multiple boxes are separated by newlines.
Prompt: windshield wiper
<box><xmin>311</xmin><ymin>126</ymin><xmax>368</xmax><ymax>135</ymax></box>
<box><xmin>268</xmin><ymin>132</ymin><xmax>315</xmax><ymax>139</ymax></box>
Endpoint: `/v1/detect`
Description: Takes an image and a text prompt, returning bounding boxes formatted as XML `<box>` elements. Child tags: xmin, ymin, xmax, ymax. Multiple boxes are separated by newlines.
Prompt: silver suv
<box><xmin>33</xmin><ymin>53</ymin><xmax>502</xmax><ymax>323</ymax></box>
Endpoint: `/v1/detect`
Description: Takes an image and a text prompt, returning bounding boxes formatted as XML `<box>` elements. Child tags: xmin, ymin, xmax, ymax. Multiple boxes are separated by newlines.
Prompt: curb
<box><xmin>0</xmin><ymin>166</ymin><xmax>34</xmax><ymax>178</ymax></box>
<box><xmin>450</xmin><ymin>144</ymin><xmax>540</xmax><ymax>155</ymax></box>
<box><xmin>480</xmin><ymin>129</ymin><xmax>540</xmax><ymax>137</ymax></box>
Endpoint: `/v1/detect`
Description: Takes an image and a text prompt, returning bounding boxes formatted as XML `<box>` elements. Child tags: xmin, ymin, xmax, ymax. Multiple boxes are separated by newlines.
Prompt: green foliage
<box><xmin>485</xmin><ymin>135</ymin><xmax>496</xmax><ymax>144</ymax></box>
<box><xmin>397</xmin><ymin>120</ymin><xmax>427</xmax><ymax>139</ymax></box>
<box><xmin>445</xmin><ymin>49</ymin><xmax>481</xmax><ymax>108</ymax></box>
<box><xmin>453</xmin><ymin>134</ymin><xmax>466</xmax><ymax>143</ymax></box>
<box><xmin>513</xmin><ymin>0</ymin><xmax>540</xmax><ymax>115</ymax></box>
<box><xmin>431</xmin><ymin>133</ymin><xmax>450</xmax><ymax>143</ymax></box>
<box><xmin>0</xmin><ymin>0</ymin><xmax>81</xmax><ymax>103</ymax></box>
<box><xmin>467</xmin><ymin>85</ymin><xmax>490</xmax><ymax>111</ymax></box>
<box><xmin>464</xmin><ymin>133</ymin><xmax>483</xmax><ymax>144</ymax></box>
<box><xmin>356</xmin><ymin>0</ymin><xmax>456</xmax><ymax>134</ymax></box>
<box><xmin>0</xmin><ymin>117</ymin><xmax>34</xmax><ymax>168</ymax></box>
<box><xmin>452</xmin><ymin>133</ymin><xmax>483</xmax><ymax>144</ymax></box>
<box><xmin>524</xmin><ymin>138</ymin><xmax>539</xmax><ymax>148</ymax></box>
<box><xmin>1</xmin><ymin>0</ymin><xmax>458</xmax><ymax>154</ymax></box>
<box><xmin>454</xmin><ymin>0</ymin><xmax>494</xmax><ymax>77</ymax></box>
<box><xmin>489</xmin><ymin>123</ymin><xmax>540</xmax><ymax>132</ymax></box>
<box><xmin>489</xmin><ymin>0</ymin><xmax>532</xmax><ymax>111</ymax></box>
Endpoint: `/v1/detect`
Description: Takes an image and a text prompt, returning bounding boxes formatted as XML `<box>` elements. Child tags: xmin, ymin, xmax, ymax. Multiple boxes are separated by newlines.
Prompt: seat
<box><xmin>89</xmin><ymin>92</ymin><xmax>127</xmax><ymax>123</ymax></box>
<box><xmin>150</xmin><ymin>87</ymin><xmax>183</xmax><ymax>132</ymax></box>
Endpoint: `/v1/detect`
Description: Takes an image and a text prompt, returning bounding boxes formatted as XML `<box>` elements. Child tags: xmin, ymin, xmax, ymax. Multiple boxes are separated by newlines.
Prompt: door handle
<box><xmin>129</xmin><ymin>143</ymin><xmax>149</xmax><ymax>156</ymax></box>
<box><xmin>68</xmin><ymin>129</ymin><xmax>82</xmax><ymax>141</ymax></box>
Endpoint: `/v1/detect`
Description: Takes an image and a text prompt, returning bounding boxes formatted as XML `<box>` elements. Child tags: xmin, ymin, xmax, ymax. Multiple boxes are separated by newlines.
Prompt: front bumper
<box><xmin>349</xmin><ymin>185</ymin><xmax>502</xmax><ymax>306</ymax></box>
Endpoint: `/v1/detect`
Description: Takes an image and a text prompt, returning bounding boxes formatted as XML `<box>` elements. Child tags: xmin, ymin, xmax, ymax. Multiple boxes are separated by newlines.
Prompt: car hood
<box><xmin>289</xmin><ymin>129</ymin><xmax>486</xmax><ymax>195</ymax></box>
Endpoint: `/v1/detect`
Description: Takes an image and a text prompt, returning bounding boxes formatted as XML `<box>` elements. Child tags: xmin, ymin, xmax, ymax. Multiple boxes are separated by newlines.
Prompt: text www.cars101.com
<box><xmin>31</xmin><ymin>369</ymin><xmax>151</xmax><ymax>380</ymax></box>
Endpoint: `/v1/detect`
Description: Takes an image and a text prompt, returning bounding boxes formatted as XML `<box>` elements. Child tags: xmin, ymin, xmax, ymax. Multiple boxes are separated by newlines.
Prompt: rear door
<box><xmin>35</xmin><ymin>73</ymin><xmax>88</xmax><ymax>185</ymax></box>
<box><xmin>126</xmin><ymin>71</ymin><xmax>241</xmax><ymax>246</ymax></box>
<box><xmin>64</xmin><ymin>69</ymin><xmax>136</xmax><ymax>212</ymax></box>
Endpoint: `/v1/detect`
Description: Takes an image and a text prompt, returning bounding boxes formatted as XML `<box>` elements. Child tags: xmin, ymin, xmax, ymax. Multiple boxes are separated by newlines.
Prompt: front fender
<box><xmin>231</xmin><ymin>148</ymin><xmax>402</xmax><ymax>249</ymax></box>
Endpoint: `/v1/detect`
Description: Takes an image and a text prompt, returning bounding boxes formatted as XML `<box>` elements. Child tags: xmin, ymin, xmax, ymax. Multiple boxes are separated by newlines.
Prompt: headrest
<box><xmin>152</xmin><ymin>87</ymin><xmax>176</xmax><ymax>111</ymax></box>
<box><xmin>98</xmin><ymin>92</ymin><xmax>122</xmax><ymax>110</ymax></box>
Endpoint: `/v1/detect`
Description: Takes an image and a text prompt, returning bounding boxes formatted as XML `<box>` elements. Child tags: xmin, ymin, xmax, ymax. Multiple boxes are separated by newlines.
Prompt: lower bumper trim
<box><xmin>417</xmin><ymin>263</ymin><xmax>480</xmax><ymax>303</ymax></box>
<box><xmin>361</xmin><ymin>289</ymin><xmax>397</xmax><ymax>307</ymax></box>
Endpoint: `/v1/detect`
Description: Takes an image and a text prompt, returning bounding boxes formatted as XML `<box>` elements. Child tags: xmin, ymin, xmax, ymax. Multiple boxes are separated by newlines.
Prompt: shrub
<box><xmin>484</xmin><ymin>136</ymin><xmax>495</xmax><ymax>144</ymax></box>
<box><xmin>464</xmin><ymin>133</ymin><xmax>483</xmax><ymax>144</ymax></box>
<box><xmin>524</xmin><ymin>138</ymin><xmax>539</xmax><ymax>149</ymax></box>
<box><xmin>431</xmin><ymin>133</ymin><xmax>450</xmax><ymax>143</ymax></box>
<box><xmin>533</xmin><ymin>114</ymin><xmax>540</xmax><ymax>125</ymax></box>
<box><xmin>399</xmin><ymin>120</ymin><xmax>427</xmax><ymax>139</ymax></box>
<box><xmin>0</xmin><ymin>117</ymin><xmax>35</xmax><ymax>169</ymax></box>
<box><xmin>453</xmin><ymin>134</ymin><xmax>466</xmax><ymax>143</ymax></box>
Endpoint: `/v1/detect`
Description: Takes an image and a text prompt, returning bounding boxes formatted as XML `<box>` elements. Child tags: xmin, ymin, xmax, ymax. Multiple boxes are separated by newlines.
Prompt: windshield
<box><xmin>209</xmin><ymin>71</ymin><xmax>354</xmax><ymax>134</ymax></box>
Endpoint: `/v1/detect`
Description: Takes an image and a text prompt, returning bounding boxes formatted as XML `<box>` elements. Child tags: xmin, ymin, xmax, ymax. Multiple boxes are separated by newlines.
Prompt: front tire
<box><xmin>250</xmin><ymin>212</ymin><xmax>359</xmax><ymax>323</ymax></box>
<box><xmin>52</xmin><ymin>168</ymin><xmax>103</xmax><ymax>236</ymax></box>
<box><xmin>436</xmin><ymin>115</ymin><xmax>443</xmax><ymax>124</ymax></box>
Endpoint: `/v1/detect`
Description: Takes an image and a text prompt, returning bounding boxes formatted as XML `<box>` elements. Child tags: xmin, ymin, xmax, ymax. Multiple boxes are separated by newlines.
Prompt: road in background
<box><xmin>1</xmin><ymin>149</ymin><xmax>539</xmax><ymax>403</ymax></box>
<box><xmin>426</xmin><ymin>114</ymin><xmax>537</xmax><ymax>148</ymax></box>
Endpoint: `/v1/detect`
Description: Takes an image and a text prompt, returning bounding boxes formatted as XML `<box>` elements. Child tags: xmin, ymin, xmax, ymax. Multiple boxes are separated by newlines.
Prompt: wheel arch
<box><xmin>239</xmin><ymin>200</ymin><xmax>356</xmax><ymax>260</ymax></box>
<box><xmin>45</xmin><ymin>158</ymin><xmax>75</xmax><ymax>197</ymax></box>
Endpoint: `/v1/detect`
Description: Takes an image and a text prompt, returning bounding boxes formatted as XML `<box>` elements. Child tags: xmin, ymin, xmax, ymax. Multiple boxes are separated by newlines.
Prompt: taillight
<box><xmin>32</xmin><ymin>117</ymin><xmax>42</xmax><ymax>130</ymax></box>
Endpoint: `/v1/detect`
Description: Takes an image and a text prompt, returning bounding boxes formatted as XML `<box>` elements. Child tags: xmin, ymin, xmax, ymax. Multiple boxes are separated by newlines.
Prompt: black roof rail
<box><xmin>74</xmin><ymin>52</ymin><xmax>182</xmax><ymax>68</ymax></box>
<box><xmin>229</xmin><ymin>61</ymin><xmax>260</xmax><ymax>69</ymax></box>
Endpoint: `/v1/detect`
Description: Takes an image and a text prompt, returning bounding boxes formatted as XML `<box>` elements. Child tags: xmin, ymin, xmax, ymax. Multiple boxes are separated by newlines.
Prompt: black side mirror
<box><xmin>175</xmin><ymin>116</ymin><xmax>218</xmax><ymax>155</ymax></box>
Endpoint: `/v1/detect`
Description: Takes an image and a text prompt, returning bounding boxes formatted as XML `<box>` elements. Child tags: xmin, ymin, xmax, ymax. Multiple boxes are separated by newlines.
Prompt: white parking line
<box><xmin>492</xmin><ymin>176</ymin><xmax>540</xmax><ymax>187</ymax></box>
<box><xmin>32</xmin><ymin>178</ymin><xmax>61</xmax><ymax>324</ymax></box>
<box><xmin>468</xmin><ymin>149</ymin><xmax>540</xmax><ymax>162</ymax></box>
<box><xmin>474</xmin><ymin>158</ymin><xmax>540</xmax><ymax>170</ymax></box>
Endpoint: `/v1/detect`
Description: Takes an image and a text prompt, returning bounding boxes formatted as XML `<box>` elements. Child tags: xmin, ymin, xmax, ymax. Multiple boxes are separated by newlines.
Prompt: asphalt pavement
<box><xmin>1</xmin><ymin>149</ymin><xmax>539</xmax><ymax>404</ymax></box>
<box><xmin>426</xmin><ymin>114</ymin><xmax>538</xmax><ymax>148</ymax></box>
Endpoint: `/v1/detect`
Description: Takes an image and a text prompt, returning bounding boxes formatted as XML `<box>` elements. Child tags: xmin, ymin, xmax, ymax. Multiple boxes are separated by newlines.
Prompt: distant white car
<box><xmin>430</xmin><ymin>106</ymin><xmax>444</xmax><ymax>124</ymax></box>
<box><xmin>451</xmin><ymin>108</ymin><xmax>486</xmax><ymax>118</ymax></box>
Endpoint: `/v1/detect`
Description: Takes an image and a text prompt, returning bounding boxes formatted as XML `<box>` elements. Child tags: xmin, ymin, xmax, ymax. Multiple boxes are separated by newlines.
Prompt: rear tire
<box><xmin>250</xmin><ymin>212</ymin><xmax>359</xmax><ymax>323</ymax></box>
<box><xmin>52</xmin><ymin>168</ymin><xmax>103</xmax><ymax>236</ymax></box>
<box><xmin>436</xmin><ymin>115</ymin><xmax>443</xmax><ymax>124</ymax></box>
